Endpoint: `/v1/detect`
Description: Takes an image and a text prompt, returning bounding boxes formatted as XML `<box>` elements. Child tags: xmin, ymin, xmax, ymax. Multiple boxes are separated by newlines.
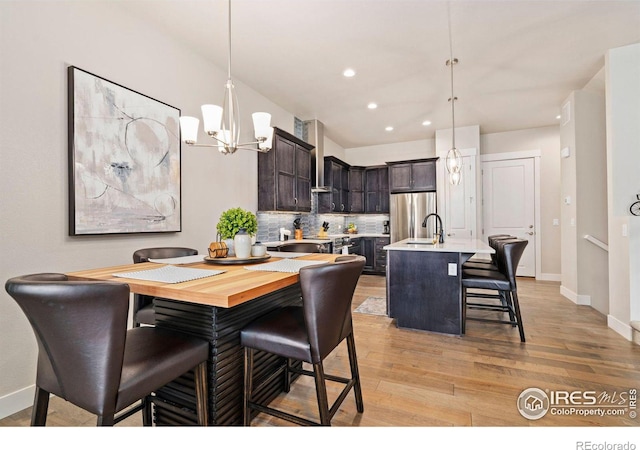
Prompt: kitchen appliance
<box><xmin>304</xmin><ymin>119</ymin><xmax>331</xmax><ymax>193</ymax></box>
<box><xmin>383</xmin><ymin>220</ymin><xmax>390</xmax><ymax>235</ymax></box>
<box><xmin>390</xmin><ymin>192</ymin><xmax>437</xmax><ymax>243</ymax></box>
<box><xmin>332</xmin><ymin>236</ymin><xmax>351</xmax><ymax>254</ymax></box>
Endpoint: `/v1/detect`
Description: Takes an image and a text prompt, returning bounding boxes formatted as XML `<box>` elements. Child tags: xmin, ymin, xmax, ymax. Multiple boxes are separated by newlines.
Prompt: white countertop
<box><xmin>383</xmin><ymin>237</ymin><xmax>494</xmax><ymax>254</ymax></box>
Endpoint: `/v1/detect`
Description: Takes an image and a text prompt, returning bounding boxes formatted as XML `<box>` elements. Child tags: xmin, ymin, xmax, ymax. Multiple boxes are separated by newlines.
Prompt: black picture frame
<box><xmin>68</xmin><ymin>66</ymin><xmax>182</xmax><ymax>236</ymax></box>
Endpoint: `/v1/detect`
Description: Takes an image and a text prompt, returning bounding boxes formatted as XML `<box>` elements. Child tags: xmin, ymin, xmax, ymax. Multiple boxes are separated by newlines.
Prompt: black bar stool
<box><xmin>5</xmin><ymin>273</ymin><xmax>209</xmax><ymax>426</ymax></box>
<box><xmin>241</xmin><ymin>255</ymin><xmax>366</xmax><ymax>426</ymax></box>
<box><xmin>461</xmin><ymin>239</ymin><xmax>528</xmax><ymax>342</ymax></box>
<box><xmin>132</xmin><ymin>247</ymin><xmax>198</xmax><ymax>326</ymax></box>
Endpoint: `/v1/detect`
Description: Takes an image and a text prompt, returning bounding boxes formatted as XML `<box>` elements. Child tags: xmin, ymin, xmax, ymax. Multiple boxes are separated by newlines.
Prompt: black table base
<box><xmin>152</xmin><ymin>284</ymin><xmax>303</xmax><ymax>425</ymax></box>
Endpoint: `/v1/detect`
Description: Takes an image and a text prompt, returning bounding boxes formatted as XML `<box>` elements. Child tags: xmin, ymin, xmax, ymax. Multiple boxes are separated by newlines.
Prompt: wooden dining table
<box><xmin>67</xmin><ymin>252</ymin><xmax>339</xmax><ymax>426</ymax></box>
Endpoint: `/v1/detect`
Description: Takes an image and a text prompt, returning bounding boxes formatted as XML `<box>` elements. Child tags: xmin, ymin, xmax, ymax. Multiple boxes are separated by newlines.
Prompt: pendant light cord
<box><xmin>227</xmin><ymin>0</ymin><xmax>232</xmax><ymax>80</ymax></box>
<box><xmin>447</xmin><ymin>1</ymin><xmax>456</xmax><ymax>150</ymax></box>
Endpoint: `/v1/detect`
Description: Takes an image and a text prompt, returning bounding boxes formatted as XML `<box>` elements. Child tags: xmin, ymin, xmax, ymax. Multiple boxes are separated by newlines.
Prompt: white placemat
<box><xmin>148</xmin><ymin>255</ymin><xmax>205</xmax><ymax>264</ymax></box>
<box><xmin>243</xmin><ymin>259</ymin><xmax>327</xmax><ymax>273</ymax></box>
<box><xmin>113</xmin><ymin>265</ymin><xmax>224</xmax><ymax>283</ymax></box>
<box><xmin>265</xmin><ymin>251</ymin><xmax>311</xmax><ymax>259</ymax></box>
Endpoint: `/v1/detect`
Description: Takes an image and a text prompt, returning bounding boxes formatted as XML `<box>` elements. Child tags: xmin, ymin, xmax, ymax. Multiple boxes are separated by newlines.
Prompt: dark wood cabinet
<box><xmin>318</xmin><ymin>156</ymin><xmax>350</xmax><ymax>213</ymax></box>
<box><xmin>360</xmin><ymin>236</ymin><xmax>389</xmax><ymax>275</ymax></box>
<box><xmin>258</xmin><ymin>128</ymin><xmax>313</xmax><ymax>212</ymax></box>
<box><xmin>365</xmin><ymin>166</ymin><xmax>389</xmax><ymax>213</ymax></box>
<box><xmin>349</xmin><ymin>237</ymin><xmax>362</xmax><ymax>256</ymax></box>
<box><xmin>387</xmin><ymin>158</ymin><xmax>437</xmax><ymax>193</ymax></box>
<box><xmin>349</xmin><ymin>166</ymin><xmax>365</xmax><ymax>213</ymax></box>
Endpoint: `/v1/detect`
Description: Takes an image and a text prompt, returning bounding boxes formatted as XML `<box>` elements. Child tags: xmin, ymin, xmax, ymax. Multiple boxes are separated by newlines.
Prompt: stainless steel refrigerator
<box><xmin>389</xmin><ymin>192</ymin><xmax>437</xmax><ymax>243</ymax></box>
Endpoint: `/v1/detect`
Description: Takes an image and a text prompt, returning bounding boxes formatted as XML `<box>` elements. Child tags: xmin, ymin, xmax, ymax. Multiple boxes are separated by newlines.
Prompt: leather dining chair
<box><xmin>241</xmin><ymin>255</ymin><xmax>366</xmax><ymax>426</ymax></box>
<box><xmin>132</xmin><ymin>247</ymin><xmax>198</xmax><ymax>326</ymax></box>
<box><xmin>5</xmin><ymin>273</ymin><xmax>209</xmax><ymax>426</ymax></box>
<box><xmin>275</xmin><ymin>242</ymin><xmax>325</xmax><ymax>253</ymax></box>
<box><xmin>461</xmin><ymin>239</ymin><xmax>529</xmax><ymax>342</ymax></box>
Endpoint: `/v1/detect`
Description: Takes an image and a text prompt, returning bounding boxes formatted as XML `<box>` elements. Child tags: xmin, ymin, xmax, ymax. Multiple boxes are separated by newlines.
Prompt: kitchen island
<box><xmin>383</xmin><ymin>238</ymin><xmax>493</xmax><ymax>335</ymax></box>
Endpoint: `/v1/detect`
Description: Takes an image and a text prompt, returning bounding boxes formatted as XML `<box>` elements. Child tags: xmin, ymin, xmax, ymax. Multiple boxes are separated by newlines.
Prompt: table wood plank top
<box><xmin>66</xmin><ymin>253</ymin><xmax>338</xmax><ymax>308</ymax></box>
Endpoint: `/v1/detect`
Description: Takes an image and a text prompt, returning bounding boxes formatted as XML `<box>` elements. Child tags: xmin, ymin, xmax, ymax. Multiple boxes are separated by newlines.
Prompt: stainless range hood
<box><xmin>303</xmin><ymin>119</ymin><xmax>331</xmax><ymax>193</ymax></box>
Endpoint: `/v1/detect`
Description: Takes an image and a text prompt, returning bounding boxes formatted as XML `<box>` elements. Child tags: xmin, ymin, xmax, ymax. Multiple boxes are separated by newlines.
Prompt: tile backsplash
<box><xmin>256</xmin><ymin>194</ymin><xmax>389</xmax><ymax>241</ymax></box>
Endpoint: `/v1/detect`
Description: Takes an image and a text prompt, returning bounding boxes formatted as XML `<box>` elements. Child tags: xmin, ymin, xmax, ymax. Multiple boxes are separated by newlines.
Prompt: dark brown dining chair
<box><xmin>241</xmin><ymin>255</ymin><xmax>366</xmax><ymax>426</ymax></box>
<box><xmin>5</xmin><ymin>273</ymin><xmax>209</xmax><ymax>426</ymax></box>
<box><xmin>132</xmin><ymin>247</ymin><xmax>198</xmax><ymax>326</ymax></box>
<box><xmin>462</xmin><ymin>239</ymin><xmax>529</xmax><ymax>342</ymax></box>
<box><xmin>275</xmin><ymin>242</ymin><xmax>325</xmax><ymax>253</ymax></box>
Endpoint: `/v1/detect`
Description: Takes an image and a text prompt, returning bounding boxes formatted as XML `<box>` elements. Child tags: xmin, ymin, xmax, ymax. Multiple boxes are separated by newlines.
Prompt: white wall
<box><xmin>0</xmin><ymin>1</ymin><xmax>293</xmax><ymax>417</ymax></box>
<box><xmin>343</xmin><ymin>139</ymin><xmax>435</xmax><ymax>166</ymax></box>
<box><xmin>559</xmin><ymin>90</ymin><xmax>609</xmax><ymax>313</ymax></box>
<box><xmin>605</xmin><ymin>42</ymin><xmax>640</xmax><ymax>338</ymax></box>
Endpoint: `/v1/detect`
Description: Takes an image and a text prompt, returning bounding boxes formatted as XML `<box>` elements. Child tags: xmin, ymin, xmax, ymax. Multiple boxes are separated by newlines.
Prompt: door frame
<box><xmin>480</xmin><ymin>149</ymin><xmax>541</xmax><ymax>279</ymax></box>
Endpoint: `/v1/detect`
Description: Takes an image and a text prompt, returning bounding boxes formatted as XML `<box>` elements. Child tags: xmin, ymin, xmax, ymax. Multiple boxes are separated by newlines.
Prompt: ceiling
<box><xmin>118</xmin><ymin>0</ymin><xmax>640</xmax><ymax>149</ymax></box>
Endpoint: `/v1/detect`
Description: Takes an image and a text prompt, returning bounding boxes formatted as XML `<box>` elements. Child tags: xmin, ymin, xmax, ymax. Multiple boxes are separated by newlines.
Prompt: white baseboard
<box><xmin>0</xmin><ymin>384</ymin><xmax>34</xmax><ymax>420</ymax></box>
<box><xmin>608</xmin><ymin>315</ymin><xmax>633</xmax><ymax>341</ymax></box>
<box><xmin>537</xmin><ymin>272</ymin><xmax>561</xmax><ymax>282</ymax></box>
<box><xmin>560</xmin><ymin>285</ymin><xmax>591</xmax><ymax>305</ymax></box>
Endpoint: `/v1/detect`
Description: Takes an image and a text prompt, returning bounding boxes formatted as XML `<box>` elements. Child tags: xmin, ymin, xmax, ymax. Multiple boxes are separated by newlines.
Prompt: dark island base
<box><xmin>387</xmin><ymin>250</ymin><xmax>471</xmax><ymax>336</ymax></box>
<box><xmin>152</xmin><ymin>284</ymin><xmax>303</xmax><ymax>425</ymax></box>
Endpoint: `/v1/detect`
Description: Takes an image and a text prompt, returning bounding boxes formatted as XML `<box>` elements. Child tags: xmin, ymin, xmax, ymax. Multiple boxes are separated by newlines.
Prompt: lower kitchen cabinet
<box><xmin>360</xmin><ymin>236</ymin><xmax>389</xmax><ymax>275</ymax></box>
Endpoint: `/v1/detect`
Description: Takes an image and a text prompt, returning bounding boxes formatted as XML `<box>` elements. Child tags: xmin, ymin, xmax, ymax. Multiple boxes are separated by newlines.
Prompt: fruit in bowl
<box><xmin>347</xmin><ymin>223</ymin><xmax>358</xmax><ymax>234</ymax></box>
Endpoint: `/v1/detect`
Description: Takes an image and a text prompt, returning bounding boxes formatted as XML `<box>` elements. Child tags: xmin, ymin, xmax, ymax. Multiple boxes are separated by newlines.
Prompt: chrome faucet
<box><xmin>422</xmin><ymin>213</ymin><xmax>444</xmax><ymax>243</ymax></box>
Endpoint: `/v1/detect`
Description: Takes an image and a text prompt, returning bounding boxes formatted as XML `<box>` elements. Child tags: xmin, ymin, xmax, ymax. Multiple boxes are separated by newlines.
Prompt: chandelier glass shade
<box><xmin>178</xmin><ymin>0</ymin><xmax>274</xmax><ymax>154</ymax></box>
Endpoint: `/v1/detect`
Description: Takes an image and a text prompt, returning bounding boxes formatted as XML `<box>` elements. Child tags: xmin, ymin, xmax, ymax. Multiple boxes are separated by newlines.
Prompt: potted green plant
<box><xmin>216</xmin><ymin>207</ymin><xmax>258</xmax><ymax>256</ymax></box>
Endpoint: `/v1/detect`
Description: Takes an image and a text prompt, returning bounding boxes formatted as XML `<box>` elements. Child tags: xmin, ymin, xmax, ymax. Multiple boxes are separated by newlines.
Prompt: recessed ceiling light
<box><xmin>367</xmin><ymin>102</ymin><xmax>378</xmax><ymax>109</ymax></box>
<box><xmin>343</xmin><ymin>68</ymin><xmax>356</xmax><ymax>78</ymax></box>
<box><xmin>556</xmin><ymin>115</ymin><xmax>561</xmax><ymax>120</ymax></box>
<box><xmin>385</xmin><ymin>126</ymin><xmax>394</xmax><ymax>132</ymax></box>
<box><xmin>422</xmin><ymin>120</ymin><xmax>432</xmax><ymax>126</ymax></box>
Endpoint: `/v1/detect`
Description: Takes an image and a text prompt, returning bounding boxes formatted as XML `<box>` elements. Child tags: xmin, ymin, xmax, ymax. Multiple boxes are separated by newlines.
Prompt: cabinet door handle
<box><xmin>341</xmin><ymin>204</ymin><xmax>345</xmax><ymax>211</ymax></box>
<box><xmin>331</xmin><ymin>202</ymin><xmax>335</xmax><ymax>211</ymax></box>
<box><xmin>294</xmin><ymin>198</ymin><xmax>297</xmax><ymax>204</ymax></box>
<box><xmin>526</xmin><ymin>231</ymin><xmax>535</xmax><ymax>235</ymax></box>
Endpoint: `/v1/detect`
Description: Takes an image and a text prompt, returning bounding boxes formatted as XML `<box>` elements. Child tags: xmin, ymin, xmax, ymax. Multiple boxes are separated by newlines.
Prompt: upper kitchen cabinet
<box><xmin>318</xmin><ymin>156</ymin><xmax>350</xmax><ymax>213</ymax></box>
<box><xmin>349</xmin><ymin>166</ymin><xmax>366</xmax><ymax>213</ymax></box>
<box><xmin>365</xmin><ymin>166</ymin><xmax>389</xmax><ymax>213</ymax></box>
<box><xmin>258</xmin><ymin>127</ymin><xmax>313</xmax><ymax>212</ymax></box>
<box><xmin>387</xmin><ymin>158</ymin><xmax>438</xmax><ymax>193</ymax></box>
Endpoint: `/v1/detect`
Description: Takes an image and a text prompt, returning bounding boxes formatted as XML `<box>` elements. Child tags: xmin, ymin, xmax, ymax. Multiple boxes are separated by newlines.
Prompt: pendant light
<box><xmin>445</xmin><ymin>4</ymin><xmax>462</xmax><ymax>185</ymax></box>
<box><xmin>179</xmin><ymin>0</ymin><xmax>274</xmax><ymax>154</ymax></box>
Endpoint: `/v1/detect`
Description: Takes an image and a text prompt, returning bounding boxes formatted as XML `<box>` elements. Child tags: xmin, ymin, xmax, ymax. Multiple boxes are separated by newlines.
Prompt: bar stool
<box><xmin>461</xmin><ymin>239</ymin><xmax>528</xmax><ymax>342</ymax></box>
<box><xmin>5</xmin><ymin>273</ymin><xmax>209</xmax><ymax>426</ymax></box>
<box><xmin>241</xmin><ymin>255</ymin><xmax>366</xmax><ymax>426</ymax></box>
<box><xmin>462</xmin><ymin>234</ymin><xmax>514</xmax><ymax>271</ymax></box>
<box><xmin>132</xmin><ymin>247</ymin><xmax>198</xmax><ymax>326</ymax></box>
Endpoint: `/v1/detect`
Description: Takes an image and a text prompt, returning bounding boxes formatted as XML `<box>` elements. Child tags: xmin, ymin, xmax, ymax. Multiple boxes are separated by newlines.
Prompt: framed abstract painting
<box><xmin>68</xmin><ymin>66</ymin><xmax>182</xmax><ymax>235</ymax></box>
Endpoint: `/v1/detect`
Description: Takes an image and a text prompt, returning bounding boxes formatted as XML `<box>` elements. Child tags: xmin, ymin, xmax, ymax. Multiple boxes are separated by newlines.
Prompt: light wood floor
<box><xmin>2</xmin><ymin>275</ymin><xmax>639</xmax><ymax>428</ymax></box>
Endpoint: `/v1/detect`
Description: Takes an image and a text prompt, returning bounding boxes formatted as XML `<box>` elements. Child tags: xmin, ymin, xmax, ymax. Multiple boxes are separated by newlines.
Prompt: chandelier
<box><xmin>179</xmin><ymin>0</ymin><xmax>274</xmax><ymax>154</ymax></box>
<box><xmin>445</xmin><ymin>5</ymin><xmax>462</xmax><ymax>185</ymax></box>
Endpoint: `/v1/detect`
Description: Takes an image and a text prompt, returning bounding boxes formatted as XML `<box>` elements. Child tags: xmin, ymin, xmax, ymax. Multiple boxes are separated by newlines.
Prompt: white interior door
<box><xmin>482</xmin><ymin>158</ymin><xmax>536</xmax><ymax>277</ymax></box>
<box><xmin>444</xmin><ymin>155</ymin><xmax>476</xmax><ymax>240</ymax></box>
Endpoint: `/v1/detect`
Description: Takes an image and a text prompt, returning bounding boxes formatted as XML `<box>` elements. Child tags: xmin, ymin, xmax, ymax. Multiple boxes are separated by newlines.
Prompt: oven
<box><xmin>333</xmin><ymin>236</ymin><xmax>352</xmax><ymax>254</ymax></box>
